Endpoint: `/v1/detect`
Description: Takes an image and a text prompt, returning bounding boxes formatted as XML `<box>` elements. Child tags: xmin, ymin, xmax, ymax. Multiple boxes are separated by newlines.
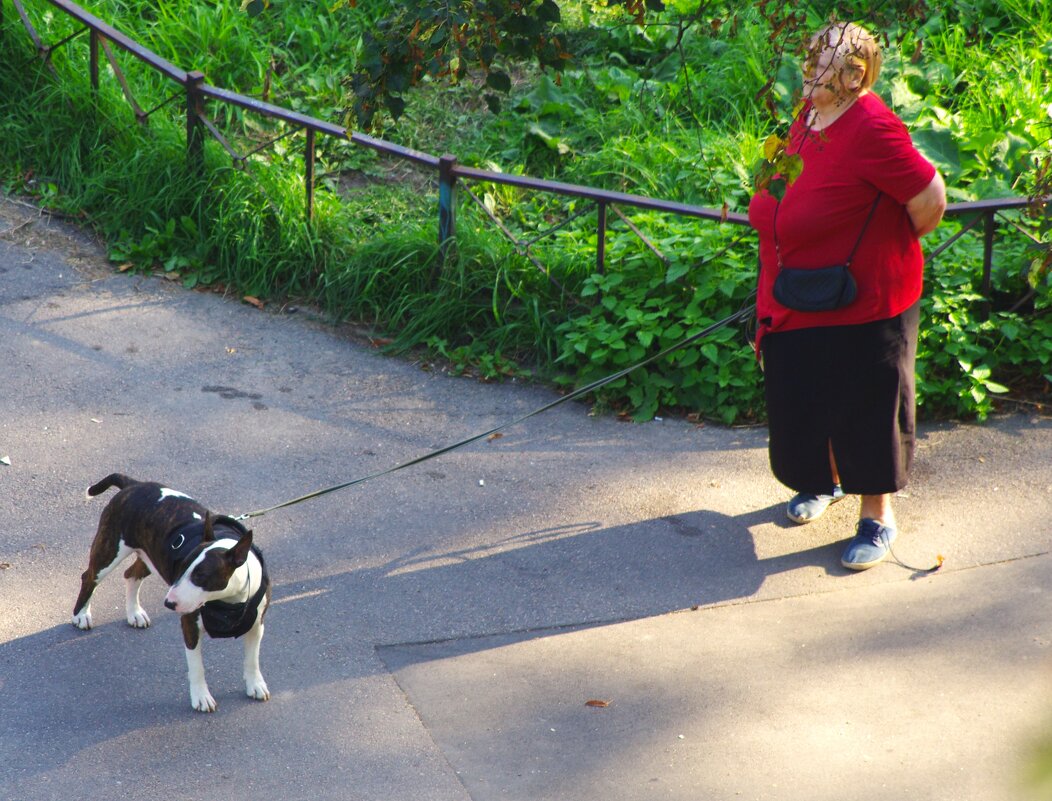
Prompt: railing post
<box><xmin>981</xmin><ymin>209</ymin><xmax>995</xmax><ymax>319</ymax></box>
<box><xmin>438</xmin><ymin>154</ymin><xmax>457</xmax><ymax>258</ymax></box>
<box><xmin>89</xmin><ymin>31</ymin><xmax>99</xmax><ymax>97</ymax></box>
<box><xmin>185</xmin><ymin>70</ymin><xmax>205</xmax><ymax>176</ymax></box>
<box><xmin>596</xmin><ymin>200</ymin><xmax>607</xmax><ymax>275</ymax></box>
<box><xmin>305</xmin><ymin>127</ymin><xmax>315</xmax><ymax>223</ymax></box>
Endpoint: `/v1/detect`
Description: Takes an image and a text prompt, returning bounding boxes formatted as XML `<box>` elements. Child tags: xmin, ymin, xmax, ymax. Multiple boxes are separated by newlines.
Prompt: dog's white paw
<box><xmin>72</xmin><ymin>609</ymin><xmax>93</xmax><ymax>630</ymax></box>
<box><xmin>126</xmin><ymin>608</ymin><xmax>151</xmax><ymax>629</ymax></box>
<box><xmin>190</xmin><ymin>685</ymin><xmax>217</xmax><ymax>713</ymax></box>
<box><xmin>245</xmin><ymin>675</ymin><xmax>270</xmax><ymax>702</ymax></box>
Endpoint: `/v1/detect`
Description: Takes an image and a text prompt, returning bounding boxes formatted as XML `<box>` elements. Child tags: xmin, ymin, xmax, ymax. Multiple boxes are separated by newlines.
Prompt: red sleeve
<box><xmin>854</xmin><ymin>109</ymin><xmax>936</xmax><ymax>205</ymax></box>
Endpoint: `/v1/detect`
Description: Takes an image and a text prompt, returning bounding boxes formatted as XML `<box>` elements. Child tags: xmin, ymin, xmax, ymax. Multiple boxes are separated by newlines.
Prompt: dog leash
<box><xmin>234</xmin><ymin>298</ymin><xmax>756</xmax><ymax>521</ymax></box>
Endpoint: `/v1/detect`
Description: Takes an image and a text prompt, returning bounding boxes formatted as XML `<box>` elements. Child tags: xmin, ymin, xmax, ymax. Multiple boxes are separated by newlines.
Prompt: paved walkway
<box><xmin>1</xmin><ymin>196</ymin><xmax>1050</xmax><ymax>801</ymax></box>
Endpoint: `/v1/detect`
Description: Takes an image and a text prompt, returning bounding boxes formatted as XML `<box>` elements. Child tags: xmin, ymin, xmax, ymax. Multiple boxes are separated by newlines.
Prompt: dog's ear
<box><xmin>227</xmin><ymin>530</ymin><xmax>254</xmax><ymax>568</ymax></box>
<box><xmin>202</xmin><ymin>512</ymin><xmax>216</xmax><ymax>543</ymax></box>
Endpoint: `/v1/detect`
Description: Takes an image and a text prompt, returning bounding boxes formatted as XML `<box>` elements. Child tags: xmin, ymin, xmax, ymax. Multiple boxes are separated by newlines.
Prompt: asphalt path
<box><xmin>1</xmin><ymin>196</ymin><xmax>1050</xmax><ymax>801</ymax></box>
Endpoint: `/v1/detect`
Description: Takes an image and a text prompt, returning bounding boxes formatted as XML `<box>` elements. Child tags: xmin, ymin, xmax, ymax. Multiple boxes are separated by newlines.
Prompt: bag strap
<box><xmin>773</xmin><ymin>192</ymin><xmax>882</xmax><ymax>269</ymax></box>
<box><xmin>844</xmin><ymin>193</ymin><xmax>883</xmax><ymax>266</ymax></box>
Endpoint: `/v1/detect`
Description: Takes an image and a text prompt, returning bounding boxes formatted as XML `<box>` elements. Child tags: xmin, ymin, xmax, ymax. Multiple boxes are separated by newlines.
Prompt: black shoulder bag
<box><xmin>772</xmin><ymin>193</ymin><xmax>882</xmax><ymax>312</ymax></box>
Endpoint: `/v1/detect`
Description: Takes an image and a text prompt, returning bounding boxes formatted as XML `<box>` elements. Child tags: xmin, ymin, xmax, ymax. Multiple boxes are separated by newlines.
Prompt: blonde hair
<box><xmin>811</xmin><ymin>22</ymin><xmax>883</xmax><ymax>93</ymax></box>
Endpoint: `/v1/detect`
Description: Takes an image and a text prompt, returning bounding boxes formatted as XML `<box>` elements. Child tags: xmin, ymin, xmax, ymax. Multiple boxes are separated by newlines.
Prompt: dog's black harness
<box><xmin>164</xmin><ymin>515</ymin><xmax>270</xmax><ymax>640</ymax></box>
<box><xmin>200</xmin><ymin>548</ymin><xmax>269</xmax><ymax>639</ymax></box>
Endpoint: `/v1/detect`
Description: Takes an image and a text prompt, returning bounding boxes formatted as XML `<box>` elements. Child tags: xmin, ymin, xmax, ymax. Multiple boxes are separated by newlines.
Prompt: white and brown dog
<box><xmin>72</xmin><ymin>474</ymin><xmax>271</xmax><ymax>712</ymax></box>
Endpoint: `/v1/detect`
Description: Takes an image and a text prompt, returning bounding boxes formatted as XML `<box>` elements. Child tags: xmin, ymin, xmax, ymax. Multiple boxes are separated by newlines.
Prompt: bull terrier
<box><xmin>72</xmin><ymin>474</ymin><xmax>271</xmax><ymax>712</ymax></box>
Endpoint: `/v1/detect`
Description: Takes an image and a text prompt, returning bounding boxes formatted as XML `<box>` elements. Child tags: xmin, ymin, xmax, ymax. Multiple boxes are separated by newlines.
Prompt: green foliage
<box><xmin>881</xmin><ymin>7</ymin><xmax>1052</xmax><ymax>201</ymax></box>
<box><xmin>917</xmin><ymin>216</ymin><xmax>1052</xmax><ymax>420</ymax></box>
<box><xmin>554</xmin><ymin>242</ymin><xmax>762</xmax><ymax>423</ymax></box>
<box><xmin>315</xmin><ymin>217</ymin><xmax>568</xmax><ymax>363</ymax></box>
<box><xmin>109</xmin><ymin>216</ymin><xmax>217</xmax><ymax>289</ymax></box>
<box><xmin>339</xmin><ymin>0</ymin><xmax>574</xmax><ymax>128</ymax></box>
<box><xmin>0</xmin><ymin>0</ymin><xmax>1049</xmax><ymax>425</ymax></box>
<box><xmin>426</xmin><ymin>337</ymin><xmax>534</xmax><ymax>380</ymax></box>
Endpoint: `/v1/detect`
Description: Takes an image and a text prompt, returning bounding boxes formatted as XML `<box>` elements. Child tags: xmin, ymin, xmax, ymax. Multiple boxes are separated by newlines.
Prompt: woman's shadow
<box><xmin>351</xmin><ymin>501</ymin><xmax>852</xmax><ymax>652</ymax></box>
<box><xmin>0</xmin><ymin>499</ymin><xmax>848</xmax><ymax>787</ymax></box>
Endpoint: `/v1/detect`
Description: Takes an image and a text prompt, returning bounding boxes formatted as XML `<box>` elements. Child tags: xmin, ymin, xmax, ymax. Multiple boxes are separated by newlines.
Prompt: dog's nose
<box><xmin>164</xmin><ymin>599</ymin><xmax>177</xmax><ymax>611</ymax></box>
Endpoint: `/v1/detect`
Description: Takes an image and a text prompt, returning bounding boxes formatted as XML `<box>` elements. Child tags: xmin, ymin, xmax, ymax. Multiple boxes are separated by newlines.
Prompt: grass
<box><xmin>0</xmin><ymin>0</ymin><xmax>1049</xmax><ymax>420</ymax></box>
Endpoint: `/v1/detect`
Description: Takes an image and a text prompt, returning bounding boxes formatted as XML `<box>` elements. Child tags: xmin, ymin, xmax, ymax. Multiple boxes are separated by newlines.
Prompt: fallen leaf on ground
<box><xmin>585</xmin><ymin>699</ymin><xmax>611</xmax><ymax>708</ymax></box>
<box><xmin>243</xmin><ymin>296</ymin><xmax>265</xmax><ymax>310</ymax></box>
<box><xmin>487</xmin><ymin>433</ymin><xmax>504</xmax><ymax>441</ymax></box>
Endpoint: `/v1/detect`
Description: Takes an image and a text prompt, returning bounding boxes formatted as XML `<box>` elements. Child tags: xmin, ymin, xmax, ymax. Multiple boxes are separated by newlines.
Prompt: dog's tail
<box><xmin>86</xmin><ymin>473</ymin><xmax>139</xmax><ymax>498</ymax></box>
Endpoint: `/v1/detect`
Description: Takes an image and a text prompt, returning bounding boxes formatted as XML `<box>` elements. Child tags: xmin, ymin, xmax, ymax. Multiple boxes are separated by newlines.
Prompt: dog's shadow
<box><xmin>0</xmin><ymin>600</ymin><xmax>319</xmax><ymax>789</ymax></box>
<box><xmin>0</xmin><ymin>618</ymin><xmax>188</xmax><ymax>769</ymax></box>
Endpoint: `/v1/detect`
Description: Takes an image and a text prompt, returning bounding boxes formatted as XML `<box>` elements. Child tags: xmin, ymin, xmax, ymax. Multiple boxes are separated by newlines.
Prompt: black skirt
<box><xmin>760</xmin><ymin>302</ymin><xmax>919</xmax><ymax>496</ymax></box>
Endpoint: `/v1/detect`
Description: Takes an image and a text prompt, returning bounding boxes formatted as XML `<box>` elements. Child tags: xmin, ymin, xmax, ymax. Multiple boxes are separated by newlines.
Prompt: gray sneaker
<box><xmin>841</xmin><ymin>518</ymin><xmax>897</xmax><ymax>571</ymax></box>
<box><xmin>786</xmin><ymin>484</ymin><xmax>845</xmax><ymax>524</ymax></box>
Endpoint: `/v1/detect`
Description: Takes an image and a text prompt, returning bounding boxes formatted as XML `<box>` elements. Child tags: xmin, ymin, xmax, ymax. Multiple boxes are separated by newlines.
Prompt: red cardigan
<box><xmin>748</xmin><ymin>92</ymin><xmax>936</xmax><ymax>346</ymax></box>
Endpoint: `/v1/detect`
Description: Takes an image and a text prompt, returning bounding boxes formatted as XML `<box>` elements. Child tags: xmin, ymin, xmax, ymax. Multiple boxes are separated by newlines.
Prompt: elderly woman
<box><xmin>749</xmin><ymin>22</ymin><xmax>947</xmax><ymax>570</ymax></box>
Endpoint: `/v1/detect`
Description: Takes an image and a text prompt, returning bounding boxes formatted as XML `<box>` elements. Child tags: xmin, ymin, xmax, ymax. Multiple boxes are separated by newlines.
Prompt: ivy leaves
<box><xmin>753</xmin><ymin>131</ymin><xmax>804</xmax><ymax>200</ymax></box>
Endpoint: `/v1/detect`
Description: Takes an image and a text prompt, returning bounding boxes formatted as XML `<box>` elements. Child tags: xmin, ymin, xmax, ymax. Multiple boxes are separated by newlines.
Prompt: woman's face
<box><xmin>802</xmin><ymin>36</ymin><xmax>860</xmax><ymax>105</ymax></box>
